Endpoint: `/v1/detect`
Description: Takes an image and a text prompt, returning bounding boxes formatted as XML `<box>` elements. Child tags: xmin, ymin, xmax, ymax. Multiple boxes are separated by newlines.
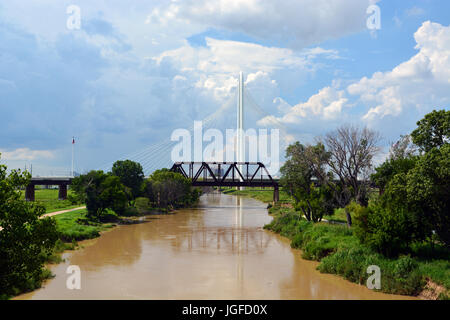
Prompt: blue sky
<box><xmin>0</xmin><ymin>0</ymin><xmax>449</xmax><ymax>175</ymax></box>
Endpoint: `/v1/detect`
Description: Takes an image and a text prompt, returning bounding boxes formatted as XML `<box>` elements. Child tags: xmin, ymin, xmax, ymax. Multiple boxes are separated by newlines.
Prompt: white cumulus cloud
<box><xmin>273</xmin><ymin>21</ymin><xmax>450</xmax><ymax>130</ymax></box>
<box><xmin>0</xmin><ymin>148</ymin><xmax>55</xmax><ymax>161</ymax></box>
<box><xmin>149</xmin><ymin>0</ymin><xmax>378</xmax><ymax>49</ymax></box>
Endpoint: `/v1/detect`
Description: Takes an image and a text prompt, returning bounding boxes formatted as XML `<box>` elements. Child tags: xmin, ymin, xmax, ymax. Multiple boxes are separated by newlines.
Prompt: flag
<box><xmin>72</xmin><ymin>137</ymin><xmax>75</xmax><ymax>144</ymax></box>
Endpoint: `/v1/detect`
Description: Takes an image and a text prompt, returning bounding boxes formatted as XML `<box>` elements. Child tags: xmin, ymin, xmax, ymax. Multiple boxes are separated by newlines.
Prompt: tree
<box><xmin>324</xmin><ymin>125</ymin><xmax>381</xmax><ymax>226</ymax></box>
<box><xmin>353</xmin><ymin>198</ymin><xmax>413</xmax><ymax>257</ymax></box>
<box><xmin>294</xmin><ymin>184</ymin><xmax>334</xmax><ymax>223</ymax></box>
<box><xmin>406</xmin><ymin>144</ymin><xmax>450</xmax><ymax>247</ymax></box>
<box><xmin>371</xmin><ymin>157</ymin><xmax>418</xmax><ymax>194</ymax></box>
<box><xmin>280</xmin><ymin>142</ymin><xmax>313</xmax><ymax>202</ymax></box>
<box><xmin>388</xmin><ymin>135</ymin><xmax>418</xmax><ymax>160</ymax></box>
<box><xmin>144</xmin><ymin>169</ymin><xmax>199</xmax><ymax>208</ymax></box>
<box><xmin>372</xmin><ymin>135</ymin><xmax>418</xmax><ymax>194</ymax></box>
<box><xmin>99</xmin><ymin>175</ymin><xmax>129</xmax><ymax>216</ymax></box>
<box><xmin>411</xmin><ymin>109</ymin><xmax>450</xmax><ymax>153</ymax></box>
<box><xmin>361</xmin><ymin>111</ymin><xmax>450</xmax><ymax>253</ymax></box>
<box><xmin>280</xmin><ymin>142</ymin><xmax>334</xmax><ymax>222</ymax></box>
<box><xmin>72</xmin><ymin>170</ymin><xmax>129</xmax><ymax>220</ymax></box>
<box><xmin>0</xmin><ymin>155</ymin><xmax>58</xmax><ymax>297</ymax></box>
<box><xmin>111</xmin><ymin>160</ymin><xmax>144</xmax><ymax>201</ymax></box>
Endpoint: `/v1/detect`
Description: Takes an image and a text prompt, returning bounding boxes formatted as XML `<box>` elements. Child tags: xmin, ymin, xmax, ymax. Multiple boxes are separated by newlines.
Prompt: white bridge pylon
<box><xmin>237</xmin><ymin>71</ymin><xmax>244</xmax><ymax>184</ymax></box>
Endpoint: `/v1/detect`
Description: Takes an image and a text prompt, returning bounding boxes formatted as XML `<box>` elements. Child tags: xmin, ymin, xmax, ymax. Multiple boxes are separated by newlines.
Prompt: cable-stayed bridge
<box><xmin>97</xmin><ymin>74</ymin><xmax>288</xmax><ymax>177</ymax></box>
<box><xmin>26</xmin><ymin>73</ymin><xmax>287</xmax><ymax>202</ymax></box>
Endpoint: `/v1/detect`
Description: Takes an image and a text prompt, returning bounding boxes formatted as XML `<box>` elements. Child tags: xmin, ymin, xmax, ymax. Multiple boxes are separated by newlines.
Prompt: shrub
<box><xmin>67</xmin><ymin>193</ymin><xmax>81</xmax><ymax>205</ymax></box>
<box><xmin>319</xmin><ymin>247</ymin><xmax>424</xmax><ymax>295</ymax></box>
<box><xmin>0</xmin><ymin>160</ymin><xmax>59</xmax><ymax>298</ymax></box>
<box><xmin>120</xmin><ymin>206</ymin><xmax>140</xmax><ymax>217</ymax></box>
<box><xmin>135</xmin><ymin>197</ymin><xmax>151</xmax><ymax>214</ymax></box>
<box><xmin>353</xmin><ymin>199</ymin><xmax>413</xmax><ymax>257</ymax></box>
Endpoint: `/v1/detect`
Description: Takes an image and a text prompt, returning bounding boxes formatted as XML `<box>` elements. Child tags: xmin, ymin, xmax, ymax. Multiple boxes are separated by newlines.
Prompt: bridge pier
<box><xmin>273</xmin><ymin>184</ymin><xmax>279</xmax><ymax>203</ymax></box>
<box><xmin>25</xmin><ymin>184</ymin><xmax>35</xmax><ymax>201</ymax></box>
<box><xmin>58</xmin><ymin>184</ymin><xmax>68</xmax><ymax>200</ymax></box>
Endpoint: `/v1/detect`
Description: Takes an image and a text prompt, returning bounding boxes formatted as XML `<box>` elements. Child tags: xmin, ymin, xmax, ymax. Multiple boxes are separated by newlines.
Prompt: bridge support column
<box><xmin>58</xmin><ymin>184</ymin><xmax>68</xmax><ymax>200</ymax></box>
<box><xmin>273</xmin><ymin>184</ymin><xmax>279</xmax><ymax>204</ymax></box>
<box><xmin>25</xmin><ymin>184</ymin><xmax>35</xmax><ymax>201</ymax></box>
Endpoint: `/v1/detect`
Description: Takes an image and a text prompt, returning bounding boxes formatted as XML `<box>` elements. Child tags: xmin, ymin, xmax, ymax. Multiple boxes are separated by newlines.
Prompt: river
<box><xmin>16</xmin><ymin>193</ymin><xmax>415</xmax><ymax>300</ymax></box>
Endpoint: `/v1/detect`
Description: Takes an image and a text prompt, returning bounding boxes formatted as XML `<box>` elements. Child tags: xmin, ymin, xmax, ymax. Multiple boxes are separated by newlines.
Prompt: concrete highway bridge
<box><xmin>25</xmin><ymin>177</ymin><xmax>73</xmax><ymax>201</ymax></box>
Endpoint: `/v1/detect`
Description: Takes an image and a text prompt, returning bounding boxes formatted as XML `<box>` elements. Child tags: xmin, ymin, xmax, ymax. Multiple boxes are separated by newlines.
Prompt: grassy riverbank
<box><xmin>222</xmin><ymin>187</ymin><xmax>292</xmax><ymax>203</ymax></box>
<box><xmin>225</xmin><ymin>188</ymin><xmax>450</xmax><ymax>300</ymax></box>
<box><xmin>20</xmin><ymin>188</ymin><xmax>81</xmax><ymax>213</ymax></box>
<box><xmin>53</xmin><ymin>208</ymin><xmax>117</xmax><ymax>242</ymax></box>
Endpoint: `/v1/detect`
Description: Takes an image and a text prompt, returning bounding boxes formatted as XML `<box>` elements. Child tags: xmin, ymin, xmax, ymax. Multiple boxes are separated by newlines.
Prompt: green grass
<box><xmin>323</xmin><ymin>208</ymin><xmax>351</xmax><ymax>224</ymax></box>
<box><xmin>52</xmin><ymin>208</ymin><xmax>116</xmax><ymax>242</ymax></box>
<box><xmin>417</xmin><ymin>259</ymin><xmax>450</xmax><ymax>291</ymax></box>
<box><xmin>222</xmin><ymin>187</ymin><xmax>292</xmax><ymax>203</ymax></box>
<box><xmin>264</xmin><ymin>203</ymin><xmax>450</xmax><ymax>298</ymax></box>
<box><xmin>20</xmin><ymin>188</ymin><xmax>82</xmax><ymax>213</ymax></box>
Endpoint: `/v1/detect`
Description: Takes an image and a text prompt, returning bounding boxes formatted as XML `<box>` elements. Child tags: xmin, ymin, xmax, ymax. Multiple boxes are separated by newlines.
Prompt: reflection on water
<box><xmin>16</xmin><ymin>193</ymin><xmax>415</xmax><ymax>300</ymax></box>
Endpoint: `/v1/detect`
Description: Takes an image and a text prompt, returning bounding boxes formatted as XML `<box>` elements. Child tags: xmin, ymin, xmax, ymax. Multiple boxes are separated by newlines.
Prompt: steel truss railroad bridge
<box><xmin>170</xmin><ymin>162</ymin><xmax>279</xmax><ymax>203</ymax></box>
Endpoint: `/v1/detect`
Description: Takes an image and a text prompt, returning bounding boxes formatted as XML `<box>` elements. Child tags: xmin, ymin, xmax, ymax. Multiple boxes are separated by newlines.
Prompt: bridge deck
<box><xmin>29</xmin><ymin>177</ymin><xmax>73</xmax><ymax>186</ymax></box>
<box><xmin>170</xmin><ymin>162</ymin><xmax>280</xmax><ymax>202</ymax></box>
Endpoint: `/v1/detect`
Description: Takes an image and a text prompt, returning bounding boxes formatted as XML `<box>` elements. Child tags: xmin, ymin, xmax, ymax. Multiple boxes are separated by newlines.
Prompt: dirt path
<box><xmin>41</xmin><ymin>206</ymin><xmax>86</xmax><ymax>218</ymax></box>
<box><xmin>0</xmin><ymin>206</ymin><xmax>86</xmax><ymax>231</ymax></box>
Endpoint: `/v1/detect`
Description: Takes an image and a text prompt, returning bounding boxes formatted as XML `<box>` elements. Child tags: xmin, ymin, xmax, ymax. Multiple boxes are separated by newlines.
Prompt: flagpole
<box><xmin>71</xmin><ymin>136</ymin><xmax>74</xmax><ymax>177</ymax></box>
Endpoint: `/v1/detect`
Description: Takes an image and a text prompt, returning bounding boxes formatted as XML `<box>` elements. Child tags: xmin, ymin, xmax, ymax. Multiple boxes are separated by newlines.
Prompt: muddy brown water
<box><xmin>16</xmin><ymin>193</ymin><xmax>415</xmax><ymax>300</ymax></box>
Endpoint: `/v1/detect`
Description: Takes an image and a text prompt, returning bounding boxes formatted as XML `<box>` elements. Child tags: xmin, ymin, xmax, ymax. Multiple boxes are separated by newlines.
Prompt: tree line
<box><xmin>280</xmin><ymin>109</ymin><xmax>449</xmax><ymax>256</ymax></box>
<box><xmin>70</xmin><ymin>160</ymin><xmax>201</xmax><ymax>220</ymax></box>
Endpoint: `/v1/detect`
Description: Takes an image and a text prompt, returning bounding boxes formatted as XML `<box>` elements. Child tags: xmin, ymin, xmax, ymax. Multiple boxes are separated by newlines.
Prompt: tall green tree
<box><xmin>406</xmin><ymin>144</ymin><xmax>450</xmax><ymax>247</ymax></box>
<box><xmin>144</xmin><ymin>169</ymin><xmax>199</xmax><ymax>208</ymax></box>
<box><xmin>411</xmin><ymin>109</ymin><xmax>450</xmax><ymax>152</ymax></box>
<box><xmin>111</xmin><ymin>160</ymin><xmax>145</xmax><ymax>201</ymax></box>
<box><xmin>280</xmin><ymin>142</ymin><xmax>334</xmax><ymax>222</ymax></box>
<box><xmin>72</xmin><ymin>170</ymin><xmax>129</xmax><ymax>220</ymax></box>
<box><xmin>359</xmin><ymin>110</ymin><xmax>450</xmax><ymax>254</ymax></box>
<box><xmin>371</xmin><ymin>157</ymin><xmax>418</xmax><ymax>194</ymax></box>
<box><xmin>0</xmin><ymin>155</ymin><xmax>58</xmax><ymax>298</ymax></box>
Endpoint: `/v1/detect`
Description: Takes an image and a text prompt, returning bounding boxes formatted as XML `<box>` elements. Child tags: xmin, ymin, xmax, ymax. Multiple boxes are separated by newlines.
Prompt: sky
<box><xmin>0</xmin><ymin>0</ymin><xmax>449</xmax><ymax>175</ymax></box>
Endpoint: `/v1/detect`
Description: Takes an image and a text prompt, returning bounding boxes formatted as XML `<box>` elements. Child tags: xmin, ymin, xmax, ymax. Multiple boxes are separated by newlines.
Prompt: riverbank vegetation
<box><xmin>1</xmin><ymin>158</ymin><xmax>200</xmax><ymax>299</ymax></box>
<box><xmin>264</xmin><ymin>206</ymin><xmax>449</xmax><ymax>298</ymax></box>
<box><xmin>70</xmin><ymin>161</ymin><xmax>201</xmax><ymax>221</ymax></box>
<box><xmin>235</xmin><ymin>110</ymin><xmax>449</xmax><ymax>299</ymax></box>
<box><xmin>222</xmin><ymin>187</ymin><xmax>291</xmax><ymax>204</ymax></box>
<box><xmin>0</xmin><ymin>158</ymin><xmax>59</xmax><ymax>299</ymax></box>
<box><xmin>53</xmin><ymin>208</ymin><xmax>115</xmax><ymax>242</ymax></box>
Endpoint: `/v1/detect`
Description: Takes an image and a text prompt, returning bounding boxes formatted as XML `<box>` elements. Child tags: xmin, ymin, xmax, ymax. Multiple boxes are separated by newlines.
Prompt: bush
<box><xmin>135</xmin><ymin>197</ymin><xmax>151</xmax><ymax>214</ymax></box>
<box><xmin>67</xmin><ymin>193</ymin><xmax>82</xmax><ymax>205</ymax></box>
<box><xmin>0</xmin><ymin>160</ymin><xmax>59</xmax><ymax>298</ymax></box>
<box><xmin>319</xmin><ymin>246</ymin><xmax>424</xmax><ymax>295</ymax></box>
<box><xmin>121</xmin><ymin>206</ymin><xmax>140</xmax><ymax>217</ymax></box>
<box><xmin>353</xmin><ymin>199</ymin><xmax>413</xmax><ymax>257</ymax></box>
<box><xmin>264</xmin><ymin>211</ymin><xmax>309</xmax><ymax>238</ymax></box>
